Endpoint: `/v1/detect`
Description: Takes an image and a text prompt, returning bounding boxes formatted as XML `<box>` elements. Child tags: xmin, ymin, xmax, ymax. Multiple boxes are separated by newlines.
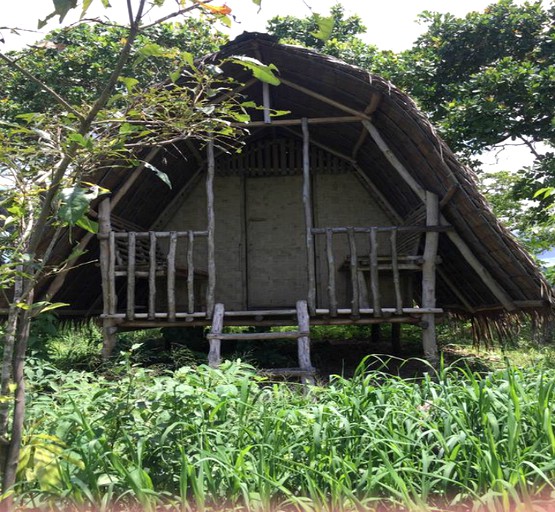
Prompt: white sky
<box><xmin>0</xmin><ymin>0</ymin><xmax>547</xmax><ymax>171</ymax></box>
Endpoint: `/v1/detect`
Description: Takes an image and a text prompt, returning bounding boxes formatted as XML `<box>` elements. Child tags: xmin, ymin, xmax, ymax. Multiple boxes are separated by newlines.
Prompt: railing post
<box><xmin>422</xmin><ymin>192</ymin><xmax>440</xmax><ymax>363</ymax></box>
<box><xmin>206</xmin><ymin>138</ymin><xmax>216</xmax><ymax>319</ymax></box>
<box><xmin>369</xmin><ymin>227</ymin><xmax>381</xmax><ymax>317</ymax></box>
<box><xmin>148</xmin><ymin>232</ymin><xmax>157</xmax><ymax>320</ymax></box>
<box><xmin>126</xmin><ymin>231</ymin><xmax>136</xmax><ymax>321</ymax></box>
<box><xmin>302</xmin><ymin>118</ymin><xmax>316</xmax><ymax>315</ymax></box>
<box><xmin>98</xmin><ymin>198</ymin><xmax>117</xmax><ymax>360</ymax></box>
<box><xmin>325</xmin><ymin>229</ymin><xmax>338</xmax><ymax>316</ymax></box>
<box><xmin>167</xmin><ymin>231</ymin><xmax>177</xmax><ymax>322</ymax></box>
<box><xmin>347</xmin><ymin>228</ymin><xmax>359</xmax><ymax>316</ymax></box>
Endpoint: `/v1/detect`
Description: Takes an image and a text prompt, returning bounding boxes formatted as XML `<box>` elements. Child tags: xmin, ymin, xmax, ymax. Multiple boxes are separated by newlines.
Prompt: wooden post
<box><xmin>390</xmin><ymin>229</ymin><xmax>403</xmax><ymax>315</ymax></box>
<box><xmin>167</xmin><ymin>231</ymin><xmax>177</xmax><ymax>322</ymax></box>
<box><xmin>148</xmin><ymin>232</ymin><xmax>157</xmax><ymax>320</ymax></box>
<box><xmin>98</xmin><ymin>198</ymin><xmax>118</xmax><ymax>359</ymax></box>
<box><xmin>126</xmin><ymin>231</ymin><xmax>136</xmax><ymax>321</ymax></box>
<box><xmin>296</xmin><ymin>300</ymin><xmax>314</xmax><ymax>385</ymax></box>
<box><xmin>369</xmin><ymin>227</ymin><xmax>381</xmax><ymax>317</ymax></box>
<box><xmin>348</xmin><ymin>228</ymin><xmax>360</xmax><ymax>316</ymax></box>
<box><xmin>206</xmin><ymin>139</ymin><xmax>216</xmax><ymax>319</ymax></box>
<box><xmin>108</xmin><ymin>231</ymin><xmax>117</xmax><ymax>317</ymax></box>
<box><xmin>208</xmin><ymin>303</ymin><xmax>224</xmax><ymax>367</ymax></box>
<box><xmin>325</xmin><ymin>229</ymin><xmax>338</xmax><ymax>316</ymax></box>
<box><xmin>187</xmin><ymin>231</ymin><xmax>195</xmax><ymax>314</ymax></box>
<box><xmin>302</xmin><ymin>118</ymin><xmax>316</xmax><ymax>314</ymax></box>
<box><xmin>422</xmin><ymin>192</ymin><xmax>439</xmax><ymax>363</ymax></box>
<box><xmin>262</xmin><ymin>82</ymin><xmax>271</xmax><ymax>124</ymax></box>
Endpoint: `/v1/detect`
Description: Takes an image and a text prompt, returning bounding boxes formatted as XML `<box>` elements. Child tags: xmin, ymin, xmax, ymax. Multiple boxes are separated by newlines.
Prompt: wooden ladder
<box><xmin>206</xmin><ymin>300</ymin><xmax>315</xmax><ymax>384</ymax></box>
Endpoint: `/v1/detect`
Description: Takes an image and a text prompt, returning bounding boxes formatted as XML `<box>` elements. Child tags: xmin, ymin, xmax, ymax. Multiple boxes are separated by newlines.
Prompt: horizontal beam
<box><xmin>232</xmin><ymin>116</ymin><xmax>362</xmax><ymax>128</ymax></box>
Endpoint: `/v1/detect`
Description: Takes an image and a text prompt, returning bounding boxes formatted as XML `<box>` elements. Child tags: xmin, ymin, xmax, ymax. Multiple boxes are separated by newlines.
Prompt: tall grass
<box><xmin>14</xmin><ymin>355</ymin><xmax>555</xmax><ymax>511</ymax></box>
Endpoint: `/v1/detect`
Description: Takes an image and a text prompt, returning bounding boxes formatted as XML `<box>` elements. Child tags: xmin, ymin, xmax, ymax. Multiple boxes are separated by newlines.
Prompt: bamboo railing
<box><xmin>311</xmin><ymin>225</ymin><xmax>450</xmax><ymax>317</ymax></box>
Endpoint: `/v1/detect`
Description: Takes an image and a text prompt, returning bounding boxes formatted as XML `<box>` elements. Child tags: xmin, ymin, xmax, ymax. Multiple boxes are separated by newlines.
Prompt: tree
<box><xmin>267</xmin><ymin>1</ymin><xmax>555</xmax><ymax>255</ymax></box>
<box><xmin>0</xmin><ymin>0</ymin><xmax>275</xmax><ymax>505</ymax></box>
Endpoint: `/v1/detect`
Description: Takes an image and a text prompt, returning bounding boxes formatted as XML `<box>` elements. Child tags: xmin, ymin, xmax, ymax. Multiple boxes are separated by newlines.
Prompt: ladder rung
<box><xmin>206</xmin><ymin>331</ymin><xmax>308</xmax><ymax>341</ymax></box>
<box><xmin>261</xmin><ymin>367</ymin><xmax>316</xmax><ymax>376</ymax></box>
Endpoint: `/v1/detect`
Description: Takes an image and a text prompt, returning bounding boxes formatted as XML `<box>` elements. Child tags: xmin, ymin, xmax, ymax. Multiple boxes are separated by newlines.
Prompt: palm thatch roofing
<box><xmin>34</xmin><ymin>32</ymin><xmax>553</xmax><ymax>330</ymax></box>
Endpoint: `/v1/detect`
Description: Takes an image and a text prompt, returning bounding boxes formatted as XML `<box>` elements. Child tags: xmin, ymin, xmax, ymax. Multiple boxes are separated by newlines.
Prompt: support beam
<box><xmin>296</xmin><ymin>300</ymin><xmax>315</xmax><ymax>386</ymax></box>
<box><xmin>302</xmin><ymin>118</ymin><xmax>316</xmax><ymax>314</ymax></box>
<box><xmin>362</xmin><ymin>119</ymin><xmax>517</xmax><ymax>312</ymax></box>
<box><xmin>281</xmin><ymin>78</ymin><xmax>371</xmax><ymax>121</ymax></box>
<box><xmin>421</xmin><ymin>192</ymin><xmax>439</xmax><ymax>363</ymax></box>
<box><xmin>206</xmin><ymin>139</ymin><xmax>216</xmax><ymax>319</ymax></box>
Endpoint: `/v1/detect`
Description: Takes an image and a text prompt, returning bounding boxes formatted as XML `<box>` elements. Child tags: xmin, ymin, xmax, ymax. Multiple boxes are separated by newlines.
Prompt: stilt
<box><xmin>101</xmin><ymin>319</ymin><xmax>118</xmax><ymax>360</ymax></box>
<box><xmin>296</xmin><ymin>300</ymin><xmax>315</xmax><ymax>385</ymax></box>
<box><xmin>208</xmin><ymin>303</ymin><xmax>224</xmax><ymax>367</ymax></box>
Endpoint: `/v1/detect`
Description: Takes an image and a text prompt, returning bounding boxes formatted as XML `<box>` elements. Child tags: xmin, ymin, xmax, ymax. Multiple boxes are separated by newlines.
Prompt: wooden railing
<box><xmin>310</xmin><ymin>225</ymin><xmax>450</xmax><ymax>317</ymax></box>
<box><xmin>101</xmin><ymin>230</ymin><xmax>209</xmax><ymax>321</ymax></box>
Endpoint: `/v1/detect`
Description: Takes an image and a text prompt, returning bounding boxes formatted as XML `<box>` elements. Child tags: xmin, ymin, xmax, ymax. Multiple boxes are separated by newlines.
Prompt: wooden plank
<box><xmin>148</xmin><ymin>231</ymin><xmax>156</xmax><ymax>320</ymax></box>
<box><xmin>206</xmin><ymin>139</ymin><xmax>216</xmax><ymax>318</ymax></box>
<box><xmin>108</xmin><ymin>231</ymin><xmax>117</xmax><ymax>316</ymax></box>
<box><xmin>348</xmin><ymin>228</ymin><xmax>360</xmax><ymax>316</ymax></box>
<box><xmin>390</xmin><ymin>230</ymin><xmax>403</xmax><ymax>315</ymax></box>
<box><xmin>314</xmin><ymin>308</ymin><xmax>443</xmax><ymax>315</ymax></box>
<box><xmin>296</xmin><ymin>300</ymin><xmax>315</xmax><ymax>385</ymax></box>
<box><xmin>187</xmin><ymin>230</ymin><xmax>195</xmax><ymax>314</ymax></box>
<box><xmin>167</xmin><ymin>231</ymin><xmax>177</xmax><ymax>322</ymax></box>
<box><xmin>421</xmin><ymin>192</ymin><xmax>440</xmax><ymax>362</ymax></box>
<box><xmin>261</xmin><ymin>368</ymin><xmax>316</xmax><ymax>377</ymax></box>
<box><xmin>208</xmin><ymin>303</ymin><xmax>224</xmax><ymax>367</ymax></box>
<box><xmin>126</xmin><ymin>231</ymin><xmax>136</xmax><ymax>321</ymax></box>
<box><xmin>302</xmin><ymin>118</ymin><xmax>316</xmax><ymax>314</ymax></box>
<box><xmin>206</xmin><ymin>331</ymin><xmax>307</xmax><ymax>341</ymax></box>
<box><xmin>369</xmin><ymin>227</ymin><xmax>381</xmax><ymax>317</ymax></box>
<box><xmin>326</xmin><ymin>229</ymin><xmax>338</xmax><ymax>317</ymax></box>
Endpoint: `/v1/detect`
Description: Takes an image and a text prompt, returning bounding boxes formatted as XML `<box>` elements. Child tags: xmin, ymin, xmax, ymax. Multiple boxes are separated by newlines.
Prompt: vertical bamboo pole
<box><xmin>187</xmin><ymin>231</ymin><xmax>195</xmax><ymax>314</ymax></box>
<box><xmin>98</xmin><ymin>198</ymin><xmax>117</xmax><ymax>359</ymax></box>
<box><xmin>296</xmin><ymin>300</ymin><xmax>314</xmax><ymax>386</ymax></box>
<box><xmin>422</xmin><ymin>192</ymin><xmax>440</xmax><ymax>363</ymax></box>
<box><xmin>167</xmin><ymin>231</ymin><xmax>177</xmax><ymax>322</ymax></box>
<box><xmin>302</xmin><ymin>118</ymin><xmax>316</xmax><ymax>314</ymax></box>
<box><xmin>206</xmin><ymin>139</ymin><xmax>216</xmax><ymax>319</ymax></box>
<box><xmin>348</xmin><ymin>228</ymin><xmax>359</xmax><ymax>316</ymax></box>
<box><xmin>148</xmin><ymin>232</ymin><xmax>156</xmax><ymax>320</ymax></box>
<box><xmin>262</xmin><ymin>82</ymin><xmax>271</xmax><ymax>124</ymax></box>
<box><xmin>390</xmin><ymin>229</ymin><xmax>403</xmax><ymax>315</ymax></box>
<box><xmin>108</xmin><ymin>231</ymin><xmax>117</xmax><ymax>317</ymax></box>
<box><xmin>208</xmin><ymin>303</ymin><xmax>224</xmax><ymax>367</ymax></box>
<box><xmin>98</xmin><ymin>199</ymin><xmax>112</xmax><ymax>317</ymax></box>
<box><xmin>369</xmin><ymin>227</ymin><xmax>381</xmax><ymax>317</ymax></box>
<box><xmin>126</xmin><ymin>231</ymin><xmax>136</xmax><ymax>321</ymax></box>
<box><xmin>325</xmin><ymin>229</ymin><xmax>338</xmax><ymax>316</ymax></box>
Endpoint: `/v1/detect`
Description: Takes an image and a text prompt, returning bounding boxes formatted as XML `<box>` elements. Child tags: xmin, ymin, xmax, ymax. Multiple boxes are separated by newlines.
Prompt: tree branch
<box><xmin>142</xmin><ymin>0</ymin><xmax>214</xmax><ymax>29</ymax></box>
<box><xmin>0</xmin><ymin>52</ymin><xmax>84</xmax><ymax>121</ymax></box>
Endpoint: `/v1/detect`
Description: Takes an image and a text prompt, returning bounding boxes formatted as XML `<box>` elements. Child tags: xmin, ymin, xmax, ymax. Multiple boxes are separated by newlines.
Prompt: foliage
<box><xmin>9</xmin><ymin>357</ymin><xmax>555</xmax><ymax>510</ymax></box>
<box><xmin>0</xmin><ymin>21</ymin><xmax>227</xmax><ymax>121</ymax></box>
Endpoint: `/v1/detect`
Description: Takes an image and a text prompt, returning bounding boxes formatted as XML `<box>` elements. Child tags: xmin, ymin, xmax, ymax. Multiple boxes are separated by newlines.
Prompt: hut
<box><xmin>38</xmin><ymin>33</ymin><xmax>554</xmax><ymax>377</ymax></box>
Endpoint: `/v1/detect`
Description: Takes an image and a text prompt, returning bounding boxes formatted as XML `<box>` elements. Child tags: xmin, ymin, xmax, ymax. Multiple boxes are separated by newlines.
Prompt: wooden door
<box><xmin>245</xmin><ymin>175</ymin><xmax>307</xmax><ymax>308</ymax></box>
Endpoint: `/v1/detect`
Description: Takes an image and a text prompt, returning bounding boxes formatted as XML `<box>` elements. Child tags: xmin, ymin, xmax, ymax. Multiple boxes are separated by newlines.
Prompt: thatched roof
<box><xmin>35</xmin><ymin>32</ymin><xmax>553</xmax><ymax>327</ymax></box>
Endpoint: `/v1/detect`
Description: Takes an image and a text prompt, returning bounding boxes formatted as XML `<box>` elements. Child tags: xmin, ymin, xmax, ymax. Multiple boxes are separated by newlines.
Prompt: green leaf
<box><xmin>311</xmin><ymin>14</ymin><xmax>335</xmax><ymax>43</ymax></box>
<box><xmin>118</xmin><ymin>76</ymin><xmax>139</xmax><ymax>93</ymax></box>
<box><xmin>143</xmin><ymin>162</ymin><xmax>172</xmax><ymax>189</ymax></box>
<box><xmin>76</xmin><ymin>216</ymin><xmax>99</xmax><ymax>233</ymax></box>
<box><xmin>67</xmin><ymin>133</ymin><xmax>93</xmax><ymax>150</ymax></box>
<box><xmin>251</xmin><ymin>0</ymin><xmax>261</xmax><ymax>5</ymax></box>
<box><xmin>58</xmin><ymin>187</ymin><xmax>93</xmax><ymax>225</ymax></box>
<box><xmin>228</xmin><ymin>56</ymin><xmax>280</xmax><ymax>86</ymax></box>
<box><xmin>81</xmin><ymin>0</ymin><xmax>93</xmax><ymax>18</ymax></box>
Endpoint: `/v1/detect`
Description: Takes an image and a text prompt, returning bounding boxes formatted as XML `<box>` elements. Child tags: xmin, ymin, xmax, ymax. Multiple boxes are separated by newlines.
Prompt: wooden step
<box><xmin>261</xmin><ymin>367</ymin><xmax>316</xmax><ymax>377</ymax></box>
<box><xmin>206</xmin><ymin>331</ymin><xmax>308</xmax><ymax>341</ymax></box>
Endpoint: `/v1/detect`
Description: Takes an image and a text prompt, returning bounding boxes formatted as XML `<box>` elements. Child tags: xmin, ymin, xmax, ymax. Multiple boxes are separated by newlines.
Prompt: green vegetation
<box><xmin>10</xmin><ymin>351</ymin><xmax>555</xmax><ymax>511</ymax></box>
